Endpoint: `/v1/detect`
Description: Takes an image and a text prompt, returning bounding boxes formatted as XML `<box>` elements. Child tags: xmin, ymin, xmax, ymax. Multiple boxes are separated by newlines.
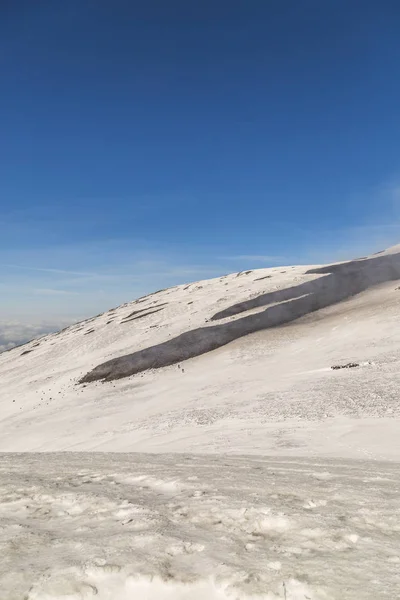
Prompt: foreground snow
<box><xmin>1</xmin><ymin>453</ymin><xmax>400</xmax><ymax>599</ymax></box>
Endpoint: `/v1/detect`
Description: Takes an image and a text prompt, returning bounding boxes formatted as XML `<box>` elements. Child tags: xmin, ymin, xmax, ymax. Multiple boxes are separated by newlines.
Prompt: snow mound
<box><xmin>26</xmin><ymin>573</ymin><xmax>320</xmax><ymax>600</ymax></box>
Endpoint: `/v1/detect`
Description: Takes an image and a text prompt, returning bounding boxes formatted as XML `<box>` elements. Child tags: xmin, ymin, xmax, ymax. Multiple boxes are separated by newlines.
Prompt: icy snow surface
<box><xmin>1</xmin><ymin>453</ymin><xmax>400</xmax><ymax>600</ymax></box>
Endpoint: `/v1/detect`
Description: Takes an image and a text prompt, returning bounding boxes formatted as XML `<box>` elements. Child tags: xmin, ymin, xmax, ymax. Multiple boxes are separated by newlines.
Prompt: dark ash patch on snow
<box><xmin>122</xmin><ymin>306</ymin><xmax>166</xmax><ymax>323</ymax></box>
<box><xmin>255</xmin><ymin>275</ymin><xmax>272</xmax><ymax>281</ymax></box>
<box><xmin>122</xmin><ymin>303</ymin><xmax>167</xmax><ymax>321</ymax></box>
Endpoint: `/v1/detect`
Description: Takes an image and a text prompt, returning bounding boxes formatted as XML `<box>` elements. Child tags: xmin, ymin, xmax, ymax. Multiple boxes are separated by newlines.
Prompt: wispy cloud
<box><xmin>0</xmin><ymin>240</ymin><xmax>231</xmax><ymax>323</ymax></box>
<box><xmin>220</xmin><ymin>255</ymin><xmax>286</xmax><ymax>263</ymax></box>
<box><xmin>2</xmin><ymin>264</ymin><xmax>97</xmax><ymax>277</ymax></box>
<box><xmin>32</xmin><ymin>288</ymin><xmax>80</xmax><ymax>296</ymax></box>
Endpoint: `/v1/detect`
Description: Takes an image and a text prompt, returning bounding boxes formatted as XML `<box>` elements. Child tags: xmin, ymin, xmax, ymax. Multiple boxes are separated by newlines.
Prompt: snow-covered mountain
<box><xmin>1</xmin><ymin>245</ymin><xmax>400</xmax><ymax>458</ymax></box>
<box><xmin>2</xmin><ymin>246</ymin><xmax>400</xmax><ymax>600</ymax></box>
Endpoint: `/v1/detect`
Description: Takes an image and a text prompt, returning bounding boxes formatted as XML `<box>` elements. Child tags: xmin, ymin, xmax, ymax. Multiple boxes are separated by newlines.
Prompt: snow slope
<box><xmin>1</xmin><ymin>246</ymin><xmax>400</xmax><ymax>457</ymax></box>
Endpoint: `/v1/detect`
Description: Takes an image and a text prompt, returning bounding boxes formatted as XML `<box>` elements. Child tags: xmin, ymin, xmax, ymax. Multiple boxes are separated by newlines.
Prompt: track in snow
<box><xmin>1</xmin><ymin>453</ymin><xmax>400</xmax><ymax>599</ymax></box>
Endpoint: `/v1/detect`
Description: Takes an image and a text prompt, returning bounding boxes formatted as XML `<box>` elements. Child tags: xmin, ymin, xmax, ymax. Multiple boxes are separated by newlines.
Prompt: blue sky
<box><xmin>1</xmin><ymin>1</ymin><xmax>400</xmax><ymax>339</ymax></box>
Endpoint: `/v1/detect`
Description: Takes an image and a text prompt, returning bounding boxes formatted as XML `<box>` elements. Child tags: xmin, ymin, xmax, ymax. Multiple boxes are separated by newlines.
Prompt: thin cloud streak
<box><xmin>2</xmin><ymin>264</ymin><xmax>98</xmax><ymax>277</ymax></box>
<box><xmin>32</xmin><ymin>288</ymin><xmax>80</xmax><ymax>296</ymax></box>
<box><xmin>220</xmin><ymin>255</ymin><xmax>286</xmax><ymax>263</ymax></box>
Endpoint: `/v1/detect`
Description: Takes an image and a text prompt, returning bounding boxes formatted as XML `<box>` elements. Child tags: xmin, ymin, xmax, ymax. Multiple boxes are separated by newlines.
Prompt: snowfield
<box><xmin>1</xmin><ymin>246</ymin><xmax>400</xmax><ymax>457</ymax></box>
<box><xmin>1</xmin><ymin>246</ymin><xmax>400</xmax><ymax>598</ymax></box>
<box><xmin>2</xmin><ymin>453</ymin><xmax>400</xmax><ymax>600</ymax></box>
